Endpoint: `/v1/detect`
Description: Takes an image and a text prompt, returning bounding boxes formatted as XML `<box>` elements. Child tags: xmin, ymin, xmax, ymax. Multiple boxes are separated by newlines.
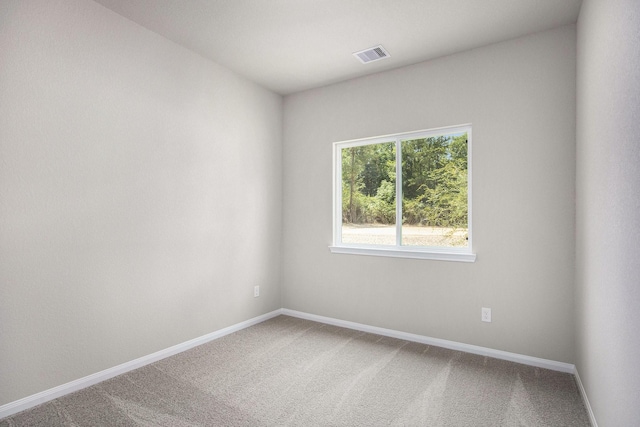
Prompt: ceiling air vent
<box><xmin>353</xmin><ymin>45</ymin><xmax>390</xmax><ymax>64</ymax></box>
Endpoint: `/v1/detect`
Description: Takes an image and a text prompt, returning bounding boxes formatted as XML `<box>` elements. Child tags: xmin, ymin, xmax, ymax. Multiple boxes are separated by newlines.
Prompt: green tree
<box><xmin>401</xmin><ymin>133</ymin><xmax>468</xmax><ymax>227</ymax></box>
<box><xmin>342</xmin><ymin>142</ymin><xmax>395</xmax><ymax>224</ymax></box>
<box><xmin>341</xmin><ymin>133</ymin><xmax>467</xmax><ymax>228</ymax></box>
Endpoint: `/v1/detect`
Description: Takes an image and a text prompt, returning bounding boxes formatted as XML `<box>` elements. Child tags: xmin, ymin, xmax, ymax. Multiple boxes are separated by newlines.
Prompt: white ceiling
<box><xmin>93</xmin><ymin>0</ymin><xmax>583</xmax><ymax>95</ymax></box>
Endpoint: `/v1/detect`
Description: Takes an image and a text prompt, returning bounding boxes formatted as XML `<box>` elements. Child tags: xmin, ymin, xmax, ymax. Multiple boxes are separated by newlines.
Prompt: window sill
<box><xmin>329</xmin><ymin>246</ymin><xmax>476</xmax><ymax>262</ymax></box>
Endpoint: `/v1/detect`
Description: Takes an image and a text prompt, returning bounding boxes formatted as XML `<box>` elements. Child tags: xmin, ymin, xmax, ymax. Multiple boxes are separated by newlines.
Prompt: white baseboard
<box><xmin>1</xmin><ymin>308</ymin><xmax>591</xmax><ymax>423</ymax></box>
<box><xmin>0</xmin><ymin>309</ymin><xmax>283</xmax><ymax>420</ymax></box>
<box><xmin>574</xmin><ymin>369</ymin><xmax>598</xmax><ymax>427</ymax></box>
<box><xmin>282</xmin><ymin>309</ymin><xmax>576</xmax><ymax>374</ymax></box>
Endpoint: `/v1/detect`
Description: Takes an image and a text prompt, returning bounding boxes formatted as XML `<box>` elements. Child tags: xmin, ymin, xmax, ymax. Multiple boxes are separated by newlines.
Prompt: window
<box><xmin>330</xmin><ymin>124</ymin><xmax>475</xmax><ymax>262</ymax></box>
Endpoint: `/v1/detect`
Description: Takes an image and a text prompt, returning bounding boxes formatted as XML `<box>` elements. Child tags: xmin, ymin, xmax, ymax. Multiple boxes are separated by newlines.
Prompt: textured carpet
<box><xmin>1</xmin><ymin>315</ymin><xmax>591</xmax><ymax>426</ymax></box>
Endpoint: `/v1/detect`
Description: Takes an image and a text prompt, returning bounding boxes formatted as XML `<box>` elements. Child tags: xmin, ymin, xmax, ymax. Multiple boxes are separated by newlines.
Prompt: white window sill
<box><xmin>329</xmin><ymin>246</ymin><xmax>476</xmax><ymax>262</ymax></box>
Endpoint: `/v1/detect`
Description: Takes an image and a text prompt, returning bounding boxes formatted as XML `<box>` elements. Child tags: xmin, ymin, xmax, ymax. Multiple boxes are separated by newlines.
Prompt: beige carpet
<box><xmin>1</xmin><ymin>315</ymin><xmax>591</xmax><ymax>426</ymax></box>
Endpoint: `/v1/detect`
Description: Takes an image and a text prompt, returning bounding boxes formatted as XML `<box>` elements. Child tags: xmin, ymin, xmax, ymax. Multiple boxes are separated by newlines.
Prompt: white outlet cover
<box><xmin>481</xmin><ymin>307</ymin><xmax>491</xmax><ymax>322</ymax></box>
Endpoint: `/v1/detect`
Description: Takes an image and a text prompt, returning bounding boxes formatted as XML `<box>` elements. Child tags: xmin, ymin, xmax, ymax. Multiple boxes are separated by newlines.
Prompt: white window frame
<box><xmin>330</xmin><ymin>124</ymin><xmax>476</xmax><ymax>262</ymax></box>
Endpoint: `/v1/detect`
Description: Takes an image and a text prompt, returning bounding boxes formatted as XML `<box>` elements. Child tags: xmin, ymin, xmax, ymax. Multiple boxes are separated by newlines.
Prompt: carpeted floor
<box><xmin>1</xmin><ymin>315</ymin><xmax>591</xmax><ymax>426</ymax></box>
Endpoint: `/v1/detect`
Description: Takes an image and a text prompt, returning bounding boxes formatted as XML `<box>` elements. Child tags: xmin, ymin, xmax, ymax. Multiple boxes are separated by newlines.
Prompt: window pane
<box><xmin>401</xmin><ymin>132</ymin><xmax>468</xmax><ymax>247</ymax></box>
<box><xmin>341</xmin><ymin>142</ymin><xmax>396</xmax><ymax>245</ymax></box>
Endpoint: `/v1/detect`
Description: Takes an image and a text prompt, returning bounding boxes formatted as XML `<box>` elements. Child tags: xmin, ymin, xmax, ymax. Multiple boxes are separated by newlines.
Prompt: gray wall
<box><xmin>576</xmin><ymin>0</ymin><xmax>640</xmax><ymax>425</ymax></box>
<box><xmin>0</xmin><ymin>0</ymin><xmax>282</xmax><ymax>405</ymax></box>
<box><xmin>283</xmin><ymin>25</ymin><xmax>577</xmax><ymax>363</ymax></box>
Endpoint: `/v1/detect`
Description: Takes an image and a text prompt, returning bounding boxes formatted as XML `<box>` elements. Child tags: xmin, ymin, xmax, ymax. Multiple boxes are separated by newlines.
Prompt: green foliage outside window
<box><xmin>341</xmin><ymin>133</ymin><xmax>468</xmax><ymax>228</ymax></box>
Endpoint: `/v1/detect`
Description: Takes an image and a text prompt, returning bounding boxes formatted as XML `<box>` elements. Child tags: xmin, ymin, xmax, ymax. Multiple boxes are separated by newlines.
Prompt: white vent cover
<box><xmin>353</xmin><ymin>45</ymin><xmax>390</xmax><ymax>64</ymax></box>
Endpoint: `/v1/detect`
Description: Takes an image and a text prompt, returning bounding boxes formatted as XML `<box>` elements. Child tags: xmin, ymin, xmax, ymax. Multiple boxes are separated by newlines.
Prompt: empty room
<box><xmin>1</xmin><ymin>0</ymin><xmax>638</xmax><ymax>425</ymax></box>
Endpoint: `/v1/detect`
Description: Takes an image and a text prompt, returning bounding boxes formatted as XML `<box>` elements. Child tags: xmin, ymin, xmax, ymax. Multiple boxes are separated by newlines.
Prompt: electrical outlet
<box><xmin>254</xmin><ymin>286</ymin><xmax>260</xmax><ymax>297</ymax></box>
<box><xmin>481</xmin><ymin>307</ymin><xmax>491</xmax><ymax>322</ymax></box>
